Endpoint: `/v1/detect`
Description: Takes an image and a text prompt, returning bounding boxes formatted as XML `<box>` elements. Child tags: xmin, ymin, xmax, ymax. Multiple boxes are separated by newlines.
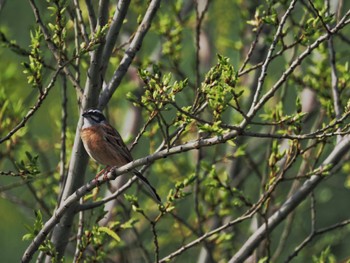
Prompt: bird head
<box><xmin>82</xmin><ymin>109</ymin><xmax>107</xmax><ymax>127</ymax></box>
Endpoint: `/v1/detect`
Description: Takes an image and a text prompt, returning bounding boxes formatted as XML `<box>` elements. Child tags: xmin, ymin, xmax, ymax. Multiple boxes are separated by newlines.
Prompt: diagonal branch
<box><xmin>228</xmin><ymin>135</ymin><xmax>350</xmax><ymax>262</ymax></box>
<box><xmin>100</xmin><ymin>0</ymin><xmax>131</xmax><ymax>78</ymax></box>
<box><xmin>285</xmin><ymin>217</ymin><xmax>350</xmax><ymax>261</ymax></box>
<box><xmin>0</xmin><ymin>68</ymin><xmax>62</xmax><ymax>144</ymax></box>
<box><xmin>98</xmin><ymin>0</ymin><xmax>161</xmax><ymax>109</ymax></box>
<box><xmin>247</xmin><ymin>9</ymin><xmax>350</xmax><ymax>119</ymax></box>
<box><xmin>250</xmin><ymin>0</ymin><xmax>297</xmax><ymax>108</ymax></box>
<box><xmin>21</xmin><ymin>127</ymin><xmax>241</xmax><ymax>262</ymax></box>
<box><xmin>28</xmin><ymin>0</ymin><xmax>84</xmax><ymax>99</ymax></box>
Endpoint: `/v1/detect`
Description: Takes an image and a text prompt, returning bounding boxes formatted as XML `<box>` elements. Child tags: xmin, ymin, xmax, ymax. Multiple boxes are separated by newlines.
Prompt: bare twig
<box><xmin>250</xmin><ymin>0</ymin><xmax>298</xmax><ymax>108</ymax></box>
<box><xmin>324</xmin><ymin>0</ymin><xmax>342</xmax><ymax>143</ymax></box>
<box><xmin>307</xmin><ymin>0</ymin><xmax>331</xmax><ymax>34</ymax></box>
<box><xmin>238</xmin><ymin>25</ymin><xmax>263</xmax><ymax>74</ymax></box>
<box><xmin>285</xmin><ymin>217</ymin><xmax>350</xmax><ymax>262</ymax></box>
<box><xmin>328</xmin><ymin>36</ymin><xmax>341</xmax><ymax>130</ymax></box>
<box><xmin>57</xmin><ymin>74</ymin><xmax>68</xmax><ymax>205</ymax></box>
<box><xmin>151</xmin><ymin>222</ymin><xmax>159</xmax><ymax>262</ymax></box>
<box><xmin>194</xmin><ymin>0</ymin><xmax>210</xmax><ymax>88</ymax></box>
<box><xmin>73</xmin><ymin>198</ymin><xmax>85</xmax><ymax>262</ymax></box>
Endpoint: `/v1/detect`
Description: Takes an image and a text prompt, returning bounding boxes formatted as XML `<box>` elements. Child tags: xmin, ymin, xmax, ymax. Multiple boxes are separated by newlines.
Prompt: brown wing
<box><xmin>101</xmin><ymin>124</ymin><xmax>162</xmax><ymax>203</ymax></box>
<box><xmin>101</xmin><ymin>123</ymin><xmax>133</xmax><ymax>163</ymax></box>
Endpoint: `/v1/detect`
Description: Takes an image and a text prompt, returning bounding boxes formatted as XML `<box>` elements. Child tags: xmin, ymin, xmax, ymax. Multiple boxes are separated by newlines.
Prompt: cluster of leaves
<box><xmin>136</xmin><ymin>65</ymin><xmax>187</xmax><ymax>112</ymax></box>
<box><xmin>47</xmin><ymin>0</ymin><xmax>67</xmax><ymax>55</ymax></box>
<box><xmin>23</xmin><ymin>211</ymin><xmax>60</xmax><ymax>262</ymax></box>
<box><xmin>22</xmin><ymin>29</ymin><xmax>44</xmax><ymax>92</ymax></box>
<box><xmin>15</xmin><ymin>151</ymin><xmax>41</xmax><ymax>179</ymax></box>
<box><xmin>201</xmin><ymin>55</ymin><xmax>240</xmax><ymax>120</ymax></box>
<box><xmin>260</xmin><ymin>100</ymin><xmax>306</xmax><ymax>135</ymax></box>
<box><xmin>75</xmin><ymin>221</ymin><xmax>135</xmax><ymax>262</ymax></box>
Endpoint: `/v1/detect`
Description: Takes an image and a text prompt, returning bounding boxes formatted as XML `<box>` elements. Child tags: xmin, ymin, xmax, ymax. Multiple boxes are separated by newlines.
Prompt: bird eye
<box><xmin>91</xmin><ymin>115</ymin><xmax>101</xmax><ymax>123</ymax></box>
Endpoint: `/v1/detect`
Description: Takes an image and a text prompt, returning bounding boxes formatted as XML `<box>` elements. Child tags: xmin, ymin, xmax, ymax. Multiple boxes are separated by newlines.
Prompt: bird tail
<box><xmin>133</xmin><ymin>170</ymin><xmax>162</xmax><ymax>204</ymax></box>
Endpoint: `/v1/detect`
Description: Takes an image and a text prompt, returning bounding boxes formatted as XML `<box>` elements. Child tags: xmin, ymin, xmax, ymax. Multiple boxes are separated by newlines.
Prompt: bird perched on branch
<box><xmin>80</xmin><ymin>108</ymin><xmax>161</xmax><ymax>203</ymax></box>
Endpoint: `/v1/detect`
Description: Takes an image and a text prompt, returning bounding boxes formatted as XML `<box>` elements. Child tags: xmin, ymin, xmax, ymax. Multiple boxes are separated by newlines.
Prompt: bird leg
<box><xmin>95</xmin><ymin>167</ymin><xmax>107</xmax><ymax>179</ymax></box>
<box><xmin>102</xmin><ymin>166</ymin><xmax>112</xmax><ymax>181</ymax></box>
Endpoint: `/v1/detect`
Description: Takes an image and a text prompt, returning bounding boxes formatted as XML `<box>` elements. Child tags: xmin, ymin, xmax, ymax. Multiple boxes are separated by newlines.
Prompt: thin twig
<box><xmin>28</xmin><ymin>0</ymin><xmax>84</xmax><ymax>99</ymax></box>
<box><xmin>328</xmin><ymin>36</ymin><xmax>341</xmax><ymax>134</ymax></box>
<box><xmin>251</xmin><ymin>0</ymin><xmax>298</xmax><ymax>108</ymax></box>
<box><xmin>0</xmin><ymin>68</ymin><xmax>62</xmax><ymax>144</ymax></box>
<box><xmin>73</xmin><ymin>0</ymin><xmax>90</xmax><ymax>44</ymax></box>
<box><xmin>285</xmin><ymin>218</ymin><xmax>350</xmax><ymax>262</ymax></box>
<box><xmin>58</xmin><ymin>74</ymin><xmax>68</xmax><ymax>205</ymax></box>
<box><xmin>151</xmin><ymin>222</ymin><xmax>160</xmax><ymax>263</ymax></box>
<box><xmin>238</xmin><ymin>25</ymin><xmax>263</xmax><ymax>74</ymax></box>
<box><xmin>307</xmin><ymin>0</ymin><xmax>331</xmax><ymax>34</ymax></box>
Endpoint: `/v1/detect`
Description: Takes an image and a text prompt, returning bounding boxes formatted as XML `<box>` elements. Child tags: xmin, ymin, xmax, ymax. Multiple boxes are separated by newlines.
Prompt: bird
<box><xmin>80</xmin><ymin>108</ymin><xmax>161</xmax><ymax>204</ymax></box>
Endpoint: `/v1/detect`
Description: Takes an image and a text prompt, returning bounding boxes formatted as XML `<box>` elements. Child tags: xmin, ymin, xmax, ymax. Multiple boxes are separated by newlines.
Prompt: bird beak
<box><xmin>82</xmin><ymin>111</ymin><xmax>88</xmax><ymax>117</ymax></box>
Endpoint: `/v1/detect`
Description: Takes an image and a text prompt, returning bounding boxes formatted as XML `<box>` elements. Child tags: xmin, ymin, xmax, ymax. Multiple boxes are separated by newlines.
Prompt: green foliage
<box><xmin>0</xmin><ymin>89</ymin><xmax>24</xmax><ymax>139</ymax></box>
<box><xmin>22</xmin><ymin>29</ymin><xmax>43</xmax><ymax>91</ymax></box>
<box><xmin>23</xmin><ymin>210</ymin><xmax>43</xmax><ymax>241</ymax></box>
<box><xmin>47</xmin><ymin>0</ymin><xmax>67</xmax><ymax>51</ymax></box>
<box><xmin>15</xmin><ymin>151</ymin><xmax>41</xmax><ymax>178</ymax></box>
<box><xmin>154</xmin><ymin>0</ymin><xmax>184</xmax><ymax>63</ymax></box>
<box><xmin>312</xmin><ymin>246</ymin><xmax>336</xmax><ymax>263</ymax></box>
<box><xmin>137</xmin><ymin>65</ymin><xmax>187</xmax><ymax>112</ymax></box>
<box><xmin>202</xmin><ymin>54</ymin><xmax>239</xmax><ymax>120</ymax></box>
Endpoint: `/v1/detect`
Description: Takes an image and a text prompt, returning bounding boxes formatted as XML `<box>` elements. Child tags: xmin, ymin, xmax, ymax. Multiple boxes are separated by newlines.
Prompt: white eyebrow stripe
<box><xmin>88</xmin><ymin>110</ymin><xmax>102</xmax><ymax>114</ymax></box>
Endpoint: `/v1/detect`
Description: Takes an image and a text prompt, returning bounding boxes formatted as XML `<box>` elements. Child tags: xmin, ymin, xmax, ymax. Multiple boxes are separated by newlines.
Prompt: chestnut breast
<box><xmin>81</xmin><ymin>126</ymin><xmax>129</xmax><ymax>167</ymax></box>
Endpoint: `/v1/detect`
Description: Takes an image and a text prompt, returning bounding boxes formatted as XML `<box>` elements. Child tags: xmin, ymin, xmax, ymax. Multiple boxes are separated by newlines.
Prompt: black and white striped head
<box><xmin>82</xmin><ymin>109</ymin><xmax>107</xmax><ymax>128</ymax></box>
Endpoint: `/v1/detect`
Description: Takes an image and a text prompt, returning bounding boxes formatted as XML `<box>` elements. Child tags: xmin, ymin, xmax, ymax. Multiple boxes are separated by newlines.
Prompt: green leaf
<box><xmin>98</xmin><ymin>227</ymin><xmax>121</xmax><ymax>243</ymax></box>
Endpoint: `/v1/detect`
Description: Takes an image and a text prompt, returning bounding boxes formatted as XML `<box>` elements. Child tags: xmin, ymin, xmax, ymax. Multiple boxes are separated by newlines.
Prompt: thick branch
<box><xmin>100</xmin><ymin>0</ymin><xmax>131</xmax><ymax>78</ymax></box>
<box><xmin>98</xmin><ymin>0</ymin><xmax>161</xmax><ymax>109</ymax></box>
<box><xmin>47</xmin><ymin>0</ymin><xmax>110</xmax><ymax>260</ymax></box>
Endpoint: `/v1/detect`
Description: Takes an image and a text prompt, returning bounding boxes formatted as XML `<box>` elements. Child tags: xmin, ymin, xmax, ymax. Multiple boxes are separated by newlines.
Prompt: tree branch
<box><xmin>228</xmin><ymin>135</ymin><xmax>350</xmax><ymax>262</ymax></box>
<box><xmin>98</xmin><ymin>0</ymin><xmax>161</xmax><ymax>109</ymax></box>
<box><xmin>47</xmin><ymin>0</ymin><xmax>110</xmax><ymax>259</ymax></box>
<box><xmin>100</xmin><ymin>0</ymin><xmax>131</xmax><ymax>78</ymax></box>
<box><xmin>250</xmin><ymin>0</ymin><xmax>297</xmax><ymax>108</ymax></box>
<box><xmin>0</xmin><ymin>68</ymin><xmax>61</xmax><ymax>144</ymax></box>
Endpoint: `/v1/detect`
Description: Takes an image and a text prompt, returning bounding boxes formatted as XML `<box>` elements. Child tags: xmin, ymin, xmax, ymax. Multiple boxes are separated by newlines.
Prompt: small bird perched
<box><xmin>80</xmin><ymin>108</ymin><xmax>161</xmax><ymax>203</ymax></box>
